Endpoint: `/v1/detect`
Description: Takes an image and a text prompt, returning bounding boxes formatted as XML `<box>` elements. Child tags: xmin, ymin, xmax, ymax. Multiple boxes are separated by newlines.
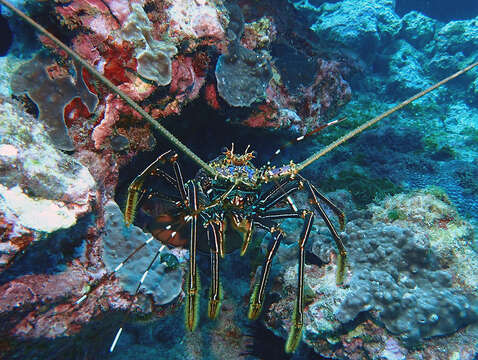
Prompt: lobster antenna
<box><xmin>0</xmin><ymin>0</ymin><xmax>217</xmax><ymax>177</ymax></box>
<box><xmin>296</xmin><ymin>60</ymin><xmax>478</xmax><ymax>172</ymax></box>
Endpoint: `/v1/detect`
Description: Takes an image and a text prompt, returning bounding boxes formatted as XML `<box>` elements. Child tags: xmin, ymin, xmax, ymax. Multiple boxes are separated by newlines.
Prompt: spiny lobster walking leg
<box><xmin>250</xmin><ymin>206</ymin><xmax>315</xmax><ymax>353</ymax></box>
<box><xmin>248</xmin><ymin>220</ymin><xmax>284</xmax><ymax>320</ymax></box>
<box><xmin>258</xmin><ymin>180</ymin><xmax>302</xmax><ymax>211</ymax></box>
<box><xmin>286</xmin><ymin>210</ymin><xmax>314</xmax><ymax>353</ymax></box>
<box><xmin>240</xmin><ymin>218</ymin><xmax>255</xmax><ymax>256</ymax></box>
<box><xmin>303</xmin><ymin>176</ymin><xmax>346</xmax><ymax>230</ymax></box>
<box><xmin>125</xmin><ymin>150</ymin><xmax>173</xmax><ymax>226</ymax></box>
<box><xmin>171</xmin><ymin>154</ymin><xmax>188</xmax><ymax>204</ymax></box>
<box><xmin>304</xmin><ymin>179</ymin><xmax>347</xmax><ymax>284</ymax></box>
<box><xmin>205</xmin><ymin>217</ymin><xmax>224</xmax><ymax>320</ymax></box>
<box><xmin>185</xmin><ymin>182</ymin><xmax>200</xmax><ymax>331</ymax></box>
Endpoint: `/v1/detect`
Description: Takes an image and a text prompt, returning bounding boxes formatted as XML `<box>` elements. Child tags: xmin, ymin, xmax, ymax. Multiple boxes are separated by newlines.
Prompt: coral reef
<box><xmin>121</xmin><ymin>2</ymin><xmax>177</xmax><ymax>86</ymax></box>
<box><xmin>215</xmin><ymin>42</ymin><xmax>272</xmax><ymax>107</ymax></box>
<box><xmin>263</xmin><ymin>189</ymin><xmax>478</xmax><ymax>358</ymax></box>
<box><xmin>1</xmin><ymin>0</ymin><xmax>477</xmax><ymax>358</ymax></box>
<box><xmin>215</xmin><ymin>2</ymin><xmax>272</xmax><ymax>108</ymax></box>
<box><xmin>10</xmin><ymin>52</ymin><xmax>98</xmax><ymax>151</ymax></box>
<box><xmin>0</xmin><ymin>96</ymin><xmax>95</xmax><ymax>270</ymax></box>
<box><xmin>307</xmin><ymin>0</ymin><xmax>401</xmax><ymax>61</ymax></box>
<box><xmin>0</xmin><ymin>94</ymin><xmax>182</xmax><ymax>357</ymax></box>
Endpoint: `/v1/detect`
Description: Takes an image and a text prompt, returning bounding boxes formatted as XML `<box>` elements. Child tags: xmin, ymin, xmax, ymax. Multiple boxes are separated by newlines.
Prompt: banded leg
<box><xmin>206</xmin><ymin>219</ymin><xmax>223</xmax><ymax>319</ymax></box>
<box><xmin>258</xmin><ymin>180</ymin><xmax>302</xmax><ymax>211</ymax></box>
<box><xmin>171</xmin><ymin>154</ymin><xmax>187</xmax><ymax>204</ymax></box>
<box><xmin>306</xmin><ymin>181</ymin><xmax>347</xmax><ymax>284</ymax></box>
<box><xmin>240</xmin><ymin>218</ymin><xmax>254</xmax><ymax>256</ymax></box>
<box><xmin>124</xmin><ymin>150</ymin><xmax>173</xmax><ymax>226</ymax></box>
<box><xmin>258</xmin><ymin>179</ymin><xmax>290</xmax><ymax>205</ymax></box>
<box><xmin>248</xmin><ymin>222</ymin><xmax>284</xmax><ymax>320</ymax></box>
<box><xmin>185</xmin><ymin>182</ymin><xmax>200</xmax><ymax>331</ymax></box>
<box><xmin>301</xmin><ymin>175</ymin><xmax>345</xmax><ymax>230</ymax></box>
<box><xmin>286</xmin><ymin>211</ymin><xmax>314</xmax><ymax>353</ymax></box>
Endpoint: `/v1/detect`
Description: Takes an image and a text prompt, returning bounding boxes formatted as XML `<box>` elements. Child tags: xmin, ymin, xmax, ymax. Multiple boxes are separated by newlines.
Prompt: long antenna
<box><xmin>0</xmin><ymin>0</ymin><xmax>217</xmax><ymax>177</ymax></box>
<box><xmin>296</xmin><ymin>60</ymin><xmax>478</xmax><ymax>172</ymax></box>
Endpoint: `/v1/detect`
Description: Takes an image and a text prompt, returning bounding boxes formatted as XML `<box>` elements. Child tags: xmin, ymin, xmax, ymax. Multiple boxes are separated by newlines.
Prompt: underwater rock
<box><xmin>10</xmin><ymin>53</ymin><xmax>98</xmax><ymax>151</ymax></box>
<box><xmin>400</xmin><ymin>11</ymin><xmax>437</xmax><ymax>49</ymax></box>
<box><xmin>0</xmin><ymin>96</ymin><xmax>95</xmax><ymax>233</ymax></box>
<box><xmin>262</xmin><ymin>189</ymin><xmax>478</xmax><ymax>358</ymax></box>
<box><xmin>370</xmin><ymin>190</ymin><xmax>478</xmax><ymax>290</ymax></box>
<box><xmin>382</xmin><ymin>40</ymin><xmax>432</xmax><ymax>96</ymax></box>
<box><xmin>215</xmin><ymin>4</ymin><xmax>272</xmax><ymax>109</ymax></box>
<box><xmin>167</xmin><ymin>0</ymin><xmax>227</xmax><ymax>44</ymax></box>
<box><xmin>215</xmin><ymin>44</ymin><xmax>272</xmax><ymax>107</ymax></box>
<box><xmin>102</xmin><ymin>201</ymin><xmax>183</xmax><ymax>305</ymax></box>
<box><xmin>121</xmin><ymin>2</ymin><xmax>177</xmax><ymax>86</ymax></box>
<box><xmin>242</xmin><ymin>17</ymin><xmax>277</xmax><ymax>51</ymax></box>
<box><xmin>426</xmin><ymin>18</ymin><xmax>478</xmax><ymax>79</ymax></box>
<box><xmin>309</xmin><ymin>0</ymin><xmax>401</xmax><ymax>62</ymax></box>
<box><xmin>241</xmin><ymin>56</ymin><xmax>351</xmax><ymax>133</ymax></box>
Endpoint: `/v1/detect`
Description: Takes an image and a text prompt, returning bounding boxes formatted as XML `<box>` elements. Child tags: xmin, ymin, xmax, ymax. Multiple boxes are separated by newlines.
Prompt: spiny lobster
<box><xmin>2</xmin><ymin>0</ymin><xmax>477</xmax><ymax>354</ymax></box>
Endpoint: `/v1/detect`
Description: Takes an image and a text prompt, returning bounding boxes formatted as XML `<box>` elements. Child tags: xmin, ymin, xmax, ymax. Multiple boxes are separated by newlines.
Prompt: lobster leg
<box><xmin>240</xmin><ymin>218</ymin><xmax>255</xmax><ymax>256</ymax></box>
<box><xmin>301</xmin><ymin>175</ymin><xmax>345</xmax><ymax>230</ymax></box>
<box><xmin>306</xmin><ymin>181</ymin><xmax>347</xmax><ymax>284</ymax></box>
<box><xmin>258</xmin><ymin>179</ymin><xmax>302</xmax><ymax>211</ymax></box>
<box><xmin>206</xmin><ymin>218</ymin><xmax>223</xmax><ymax>320</ymax></box>
<box><xmin>124</xmin><ymin>150</ymin><xmax>174</xmax><ymax>226</ymax></box>
<box><xmin>171</xmin><ymin>154</ymin><xmax>188</xmax><ymax>204</ymax></box>
<box><xmin>258</xmin><ymin>179</ymin><xmax>290</xmax><ymax>204</ymax></box>
<box><xmin>185</xmin><ymin>182</ymin><xmax>200</xmax><ymax>331</ymax></box>
<box><xmin>286</xmin><ymin>211</ymin><xmax>314</xmax><ymax>353</ymax></box>
<box><xmin>248</xmin><ymin>221</ymin><xmax>284</xmax><ymax>320</ymax></box>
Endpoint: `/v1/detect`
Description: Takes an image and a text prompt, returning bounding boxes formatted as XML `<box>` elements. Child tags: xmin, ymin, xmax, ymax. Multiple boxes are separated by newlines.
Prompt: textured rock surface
<box><xmin>215</xmin><ymin>45</ymin><xmax>272</xmax><ymax>107</ymax></box>
<box><xmin>309</xmin><ymin>0</ymin><xmax>401</xmax><ymax>61</ymax></box>
<box><xmin>400</xmin><ymin>11</ymin><xmax>436</xmax><ymax>48</ymax></box>
<box><xmin>0</xmin><ymin>96</ymin><xmax>95</xmax><ymax>235</ymax></box>
<box><xmin>263</xmin><ymin>190</ymin><xmax>478</xmax><ymax>358</ymax></box>
<box><xmin>10</xmin><ymin>53</ymin><xmax>98</xmax><ymax>151</ymax></box>
<box><xmin>102</xmin><ymin>201</ymin><xmax>183</xmax><ymax>305</ymax></box>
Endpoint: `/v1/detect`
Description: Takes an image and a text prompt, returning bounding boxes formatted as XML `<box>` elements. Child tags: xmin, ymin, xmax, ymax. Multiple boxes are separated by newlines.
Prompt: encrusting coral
<box><xmin>10</xmin><ymin>52</ymin><xmax>98</xmax><ymax>151</ymax></box>
<box><xmin>264</xmin><ymin>189</ymin><xmax>478</xmax><ymax>358</ymax></box>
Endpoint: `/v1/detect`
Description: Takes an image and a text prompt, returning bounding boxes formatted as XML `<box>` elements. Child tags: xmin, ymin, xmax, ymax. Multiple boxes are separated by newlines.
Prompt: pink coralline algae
<box><xmin>167</xmin><ymin>0</ymin><xmax>227</xmax><ymax>45</ymax></box>
<box><xmin>35</xmin><ymin>0</ymin><xmax>352</xmax><ymax>149</ymax></box>
<box><xmin>248</xmin><ymin>58</ymin><xmax>352</xmax><ymax>133</ymax></box>
<box><xmin>170</xmin><ymin>55</ymin><xmax>207</xmax><ymax>100</ymax></box>
<box><xmin>37</xmin><ymin>0</ymin><xmax>229</xmax><ymax>152</ymax></box>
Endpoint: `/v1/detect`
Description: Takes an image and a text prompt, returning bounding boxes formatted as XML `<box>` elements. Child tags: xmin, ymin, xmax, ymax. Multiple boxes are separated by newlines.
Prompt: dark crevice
<box><xmin>0</xmin><ymin>214</ymin><xmax>93</xmax><ymax>285</ymax></box>
<box><xmin>0</xmin><ymin>10</ymin><xmax>13</xmax><ymax>56</ymax></box>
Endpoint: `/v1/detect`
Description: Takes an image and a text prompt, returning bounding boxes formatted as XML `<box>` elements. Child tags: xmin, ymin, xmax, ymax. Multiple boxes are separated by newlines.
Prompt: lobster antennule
<box><xmin>296</xmin><ymin>60</ymin><xmax>478</xmax><ymax>172</ymax></box>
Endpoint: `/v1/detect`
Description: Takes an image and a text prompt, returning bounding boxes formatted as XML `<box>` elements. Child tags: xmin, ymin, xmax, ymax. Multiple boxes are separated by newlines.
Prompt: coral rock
<box><xmin>10</xmin><ymin>53</ymin><xmax>98</xmax><ymax>151</ymax></box>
